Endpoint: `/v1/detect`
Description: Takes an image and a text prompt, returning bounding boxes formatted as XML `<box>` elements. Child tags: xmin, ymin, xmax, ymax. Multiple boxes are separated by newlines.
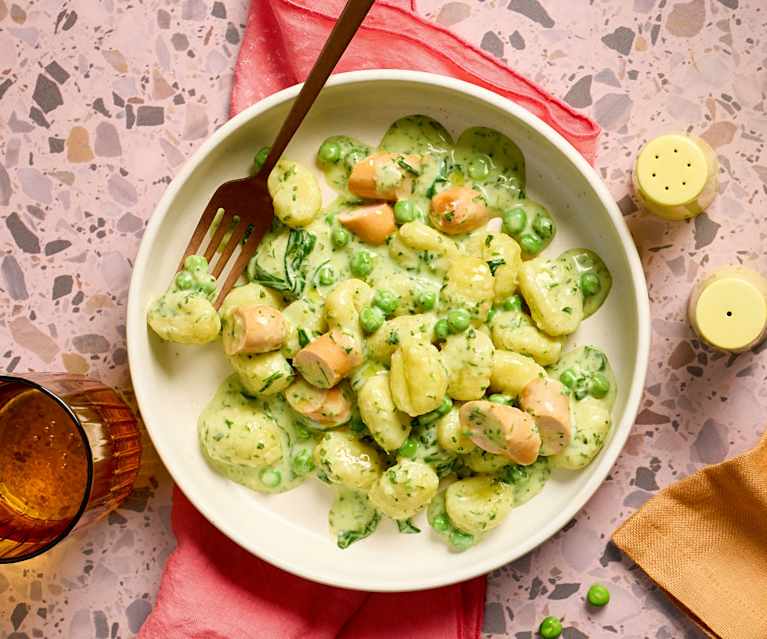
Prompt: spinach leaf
<box><xmin>248</xmin><ymin>229</ymin><xmax>317</xmax><ymax>298</ymax></box>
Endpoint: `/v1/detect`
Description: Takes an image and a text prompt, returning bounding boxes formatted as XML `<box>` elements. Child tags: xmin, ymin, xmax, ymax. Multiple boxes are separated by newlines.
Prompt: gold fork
<box><xmin>178</xmin><ymin>0</ymin><xmax>376</xmax><ymax>309</ymax></box>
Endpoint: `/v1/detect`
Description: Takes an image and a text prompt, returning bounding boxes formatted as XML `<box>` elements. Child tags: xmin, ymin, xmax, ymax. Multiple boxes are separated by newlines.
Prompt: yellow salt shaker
<box><xmin>633</xmin><ymin>133</ymin><xmax>718</xmax><ymax>220</ymax></box>
<box><xmin>688</xmin><ymin>266</ymin><xmax>767</xmax><ymax>352</ymax></box>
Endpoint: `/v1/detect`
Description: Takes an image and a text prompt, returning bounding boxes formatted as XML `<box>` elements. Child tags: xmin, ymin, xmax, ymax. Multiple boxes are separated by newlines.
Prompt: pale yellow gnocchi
<box><xmin>441</xmin><ymin>329</ymin><xmax>495</xmax><ymax>400</ymax></box>
<box><xmin>229</xmin><ymin>351</ymin><xmax>294</xmax><ymax>397</ymax></box>
<box><xmin>267</xmin><ymin>160</ymin><xmax>322</xmax><ymax>228</ymax></box>
<box><xmin>442</xmin><ymin>256</ymin><xmax>494</xmax><ymax>320</ymax></box>
<box><xmin>390</xmin><ymin>338</ymin><xmax>448</xmax><ymax>416</ymax></box>
<box><xmin>446</xmin><ymin>476</ymin><xmax>515</xmax><ymax>535</ymax></box>
<box><xmin>314</xmin><ymin>431</ymin><xmax>383</xmax><ymax>490</ymax></box>
<box><xmin>489</xmin><ymin>350</ymin><xmax>545</xmax><ymax>396</ymax></box>
<box><xmin>490</xmin><ymin>309</ymin><xmax>563</xmax><ymax>366</ymax></box>
<box><xmin>358</xmin><ymin>373</ymin><xmax>411</xmax><ymax>452</ymax></box>
<box><xmin>368</xmin><ymin>459</ymin><xmax>439</xmax><ymax>520</ymax></box>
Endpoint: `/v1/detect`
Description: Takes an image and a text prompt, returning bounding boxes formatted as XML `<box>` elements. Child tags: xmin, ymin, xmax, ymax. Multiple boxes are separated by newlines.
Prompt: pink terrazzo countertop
<box><xmin>1</xmin><ymin>0</ymin><xmax>766</xmax><ymax>637</ymax></box>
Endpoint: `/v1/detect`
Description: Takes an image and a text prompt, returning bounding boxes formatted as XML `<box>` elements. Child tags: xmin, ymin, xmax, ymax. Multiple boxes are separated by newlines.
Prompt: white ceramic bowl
<box><xmin>127</xmin><ymin>70</ymin><xmax>650</xmax><ymax>592</ymax></box>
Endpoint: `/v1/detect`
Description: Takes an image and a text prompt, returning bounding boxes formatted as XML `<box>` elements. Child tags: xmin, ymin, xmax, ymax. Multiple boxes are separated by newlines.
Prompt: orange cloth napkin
<box><xmin>612</xmin><ymin>431</ymin><xmax>767</xmax><ymax>639</ymax></box>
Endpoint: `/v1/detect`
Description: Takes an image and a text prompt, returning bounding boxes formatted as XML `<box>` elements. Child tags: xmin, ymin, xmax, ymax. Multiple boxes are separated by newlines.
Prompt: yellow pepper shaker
<box><xmin>633</xmin><ymin>133</ymin><xmax>718</xmax><ymax>220</ymax></box>
<box><xmin>688</xmin><ymin>266</ymin><xmax>767</xmax><ymax>352</ymax></box>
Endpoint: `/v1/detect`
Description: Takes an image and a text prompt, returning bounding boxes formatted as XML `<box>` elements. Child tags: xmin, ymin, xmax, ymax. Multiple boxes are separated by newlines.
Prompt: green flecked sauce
<box><xmin>496</xmin><ymin>457</ymin><xmax>551</xmax><ymax>506</ymax></box>
<box><xmin>199</xmin><ymin>374</ymin><xmax>317</xmax><ymax>494</ymax></box>
<box><xmin>427</xmin><ymin>490</ymin><xmax>478</xmax><ymax>552</ymax></box>
<box><xmin>151</xmin><ymin>113</ymin><xmax>621</xmax><ymax>551</ymax></box>
<box><xmin>559</xmin><ymin>249</ymin><xmax>612</xmax><ymax>318</ymax></box>
<box><xmin>329</xmin><ymin>488</ymin><xmax>380</xmax><ymax>549</ymax></box>
<box><xmin>547</xmin><ymin>347</ymin><xmax>616</xmax><ymax>470</ymax></box>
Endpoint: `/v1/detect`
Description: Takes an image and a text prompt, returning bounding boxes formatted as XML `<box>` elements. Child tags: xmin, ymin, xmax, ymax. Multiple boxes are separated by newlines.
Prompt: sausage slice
<box><xmin>519</xmin><ymin>377</ymin><xmax>572</xmax><ymax>456</ymax></box>
<box><xmin>430</xmin><ymin>186</ymin><xmax>489</xmax><ymax>235</ymax></box>
<box><xmin>292</xmin><ymin>329</ymin><xmax>363</xmax><ymax>389</ymax></box>
<box><xmin>338</xmin><ymin>203</ymin><xmax>396</xmax><ymax>245</ymax></box>
<box><xmin>285</xmin><ymin>378</ymin><xmax>352</xmax><ymax>427</ymax></box>
<box><xmin>348</xmin><ymin>152</ymin><xmax>421</xmax><ymax>201</ymax></box>
<box><xmin>223</xmin><ymin>305</ymin><xmax>288</xmax><ymax>355</ymax></box>
<box><xmin>460</xmin><ymin>400</ymin><xmax>541</xmax><ymax>465</ymax></box>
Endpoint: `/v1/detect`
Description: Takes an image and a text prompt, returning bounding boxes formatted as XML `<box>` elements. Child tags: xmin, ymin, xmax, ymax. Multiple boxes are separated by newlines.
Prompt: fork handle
<box><xmin>257</xmin><ymin>0</ymin><xmax>377</xmax><ymax>178</ymax></box>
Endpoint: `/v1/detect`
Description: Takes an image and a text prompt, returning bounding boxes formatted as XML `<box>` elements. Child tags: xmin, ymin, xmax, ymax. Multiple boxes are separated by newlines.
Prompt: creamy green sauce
<box><xmin>328</xmin><ymin>487</ymin><xmax>380</xmax><ymax>548</ymax></box>
<box><xmin>176</xmin><ymin>114</ymin><xmax>618</xmax><ymax>550</ymax></box>
<box><xmin>199</xmin><ymin>374</ymin><xmax>317</xmax><ymax>494</ymax></box>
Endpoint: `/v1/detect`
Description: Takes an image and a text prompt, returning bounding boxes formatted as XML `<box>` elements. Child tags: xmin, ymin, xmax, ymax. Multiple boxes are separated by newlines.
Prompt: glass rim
<box><xmin>0</xmin><ymin>374</ymin><xmax>94</xmax><ymax>563</ymax></box>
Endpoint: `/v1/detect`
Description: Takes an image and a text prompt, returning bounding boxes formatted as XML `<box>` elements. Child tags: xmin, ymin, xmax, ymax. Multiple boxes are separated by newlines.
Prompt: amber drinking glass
<box><xmin>0</xmin><ymin>373</ymin><xmax>142</xmax><ymax>562</ymax></box>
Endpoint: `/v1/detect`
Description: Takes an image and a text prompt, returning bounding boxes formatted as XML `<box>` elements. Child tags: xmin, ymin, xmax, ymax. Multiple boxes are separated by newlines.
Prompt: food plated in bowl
<box><xmin>127</xmin><ymin>70</ymin><xmax>649</xmax><ymax>590</ymax></box>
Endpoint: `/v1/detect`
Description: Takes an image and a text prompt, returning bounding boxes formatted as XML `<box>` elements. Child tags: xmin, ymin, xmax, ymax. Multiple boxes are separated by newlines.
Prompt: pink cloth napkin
<box><xmin>139</xmin><ymin>489</ymin><xmax>485</xmax><ymax>639</ymax></box>
<box><xmin>231</xmin><ymin>0</ymin><xmax>600</xmax><ymax>162</ymax></box>
<box><xmin>140</xmin><ymin>3</ymin><xmax>600</xmax><ymax>637</ymax></box>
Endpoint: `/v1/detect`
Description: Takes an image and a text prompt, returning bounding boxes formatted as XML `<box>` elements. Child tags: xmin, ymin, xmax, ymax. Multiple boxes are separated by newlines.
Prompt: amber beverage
<box><xmin>0</xmin><ymin>373</ymin><xmax>142</xmax><ymax>562</ymax></box>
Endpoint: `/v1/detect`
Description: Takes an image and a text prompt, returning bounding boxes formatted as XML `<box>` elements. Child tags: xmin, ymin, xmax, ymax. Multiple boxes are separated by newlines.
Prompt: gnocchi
<box><xmin>390</xmin><ymin>338</ymin><xmax>448</xmax><ymax>416</ymax></box>
<box><xmin>267</xmin><ymin>160</ymin><xmax>322</xmax><ymax>228</ymax></box>
<box><xmin>147</xmin><ymin>115</ymin><xmax>616</xmax><ymax>551</ymax></box>
<box><xmin>368</xmin><ymin>459</ymin><xmax>439</xmax><ymax>520</ymax></box>
<box><xmin>358</xmin><ymin>373</ymin><xmax>411</xmax><ymax>452</ymax></box>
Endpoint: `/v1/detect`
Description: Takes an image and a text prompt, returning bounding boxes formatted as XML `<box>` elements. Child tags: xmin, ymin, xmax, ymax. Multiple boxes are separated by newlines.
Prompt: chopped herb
<box><xmin>486</xmin><ymin>258</ymin><xmax>506</xmax><ymax>275</ymax></box>
<box><xmin>297</xmin><ymin>328</ymin><xmax>310</xmax><ymax>348</ymax></box>
<box><xmin>396</xmin><ymin>157</ymin><xmax>420</xmax><ymax>176</ymax></box>
<box><xmin>259</xmin><ymin>371</ymin><xmax>283</xmax><ymax>392</ymax></box>
<box><xmin>396</xmin><ymin>519</ymin><xmax>421</xmax><ymax>534</ymax></box>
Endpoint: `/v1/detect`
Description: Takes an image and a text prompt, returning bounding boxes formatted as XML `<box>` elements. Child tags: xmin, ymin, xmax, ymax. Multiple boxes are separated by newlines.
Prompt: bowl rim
<box><xmin>127</xmin><ymin>69</ymin><xmax>650</xmax><ymax>592</ymax></box>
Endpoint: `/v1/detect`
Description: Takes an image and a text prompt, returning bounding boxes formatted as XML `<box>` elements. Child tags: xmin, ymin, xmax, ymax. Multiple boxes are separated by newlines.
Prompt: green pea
<box><xmin>538</xmin><ymin>616</ymin><xmax>563</xmax><ymax>639</ymax></box>
<box><xmin>345</xmin><ymin>149</ymin><xmax>366</xmax><ymax>169</ymax></box>
<box><xmin>432</xmin><ymin>514</ymin><xmax>449</xmax><ymax>532</ymax></box>
<box><xmin>488</xmin><ymin>394</ymin><xmax>514</xmax><ymax>405</ymax></box>
<box><xmin>260</xmin><ymin>468</ymin><xmax>281</xmax><ymax>488</ymax></box>
<box><xmin>435</xmin><ymin>396</ymin><xmax>453</xmax><ymax>417</ymax></box>
<box><xmin>559</xmin><ymin>369</ymin><xmax>579</xmax><ymax>389</ymax></box>
<box><xmin>416</xmin><ymin>289</ymin><xmax>437</xmax><ymax>311</ymax></box>
<box><xmin>449</xmin><ymin>529</ymin><xmax>474</xmax><ymax>551</ymax></box>
<box><xmin>581</xmin><ymin>271</ymin><xmax>601</xmax><ymax>297</ymax></box>
<box><xmin>331</xmin><ymin>226</ymin><xmax>351</xmax><ymax>249</ymax></box>
<box><xmin>589</xmin><ymin>373</ymin><xmax>610</xmax><ymax>399</ymax></box>
<box><xmin>394</xmin><ymin>200</ymin><xmax>415</xmax><ymax>224</ymax></box>
<box><xmin>184</xmin><ymin>254</ymin><xmax>208</xmax><ymax>271</ymax></box>
<box><xmin>253</xmin><ymin>146</ymin><xmax>270</xmax><ymax>170</ymax></box>
<box><xmin>350</xmin><ymin>250</ymin><xmax>373</xmax><ymax>277</ymax></box>
<box><xmin>502</xmin><ymin>207</ymin><xmax>527</xmax><ymax>236</ymax></box>
<box><xmin>501</xmin><ymin>295</ymin><xmax>523</xmax><ymax>312</ymax></box>
<box><xmin>434</xmin><ymin>319</ymin><xmax>450</xmax><ymax>341</ymax></box>
<box><xmin>360</xmin><ymin>306</ymin><xmax>385</xmax><ymax>334</ymax></box>
<box><xmin>373</xmin><ymin>289</ymin><xmax>399</xmax><ymax>316</ymax></box>
<box><xmin>519</xmin><ymin>233</ymin><xmax>543</xmax><ymax>255</ymax></box>
<box><xmin>587</xmin><ymin>583</ymin><xmax>610</xmax><ymax>607</ymax></box>
<box><xmin>447</xmin><ymin>308</ymin><xmax>471</xmax><ymax>333</ymax></box>
<box><xmin>291</xmin><ymin>449</ymin><xmax>315</xmax><ymax>476</ymax></box>
<box><xmin>175</xmin><ymin>271</ymin><xmax>194</xmax><ymax>290</ymax></box>
<box><xmin>533</xmin><ymin>213</ymin><xmax>554</xmax><ymax>239</ymax></box>
<box><xmin>468</xmin><ymin>155</ymin><xmax>490</xmax><ymax>181</ymax></box>
<box><xmin>318</xmin><ymin>140</ymin><xmax>341</xmax><ymax>164</ymax></box>
<box><xmin>318</xmin><ymin>266</ymin><xmax>335</xmax><ymax>287</ymax></box>
<box><xmin>486</xmin><ymin>307</ymin><xmax>497</xmax><ymax>323</ymax></box>
<box><xmin>398</xmin><ymin>438</ymin><xmax>418</xmax><ymax>458</ymax></box>
<box><xmin>295</xmin><ymin>423</ymin><xmax>311</xmax><ymax>440</ymax></box>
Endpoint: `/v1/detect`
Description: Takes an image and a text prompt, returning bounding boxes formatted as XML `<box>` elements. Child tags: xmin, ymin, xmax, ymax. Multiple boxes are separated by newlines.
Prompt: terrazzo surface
<box><xmin>1</xmin><ymin>0</ymin><xmax>766</xmax><ymax>637</ymax></box>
